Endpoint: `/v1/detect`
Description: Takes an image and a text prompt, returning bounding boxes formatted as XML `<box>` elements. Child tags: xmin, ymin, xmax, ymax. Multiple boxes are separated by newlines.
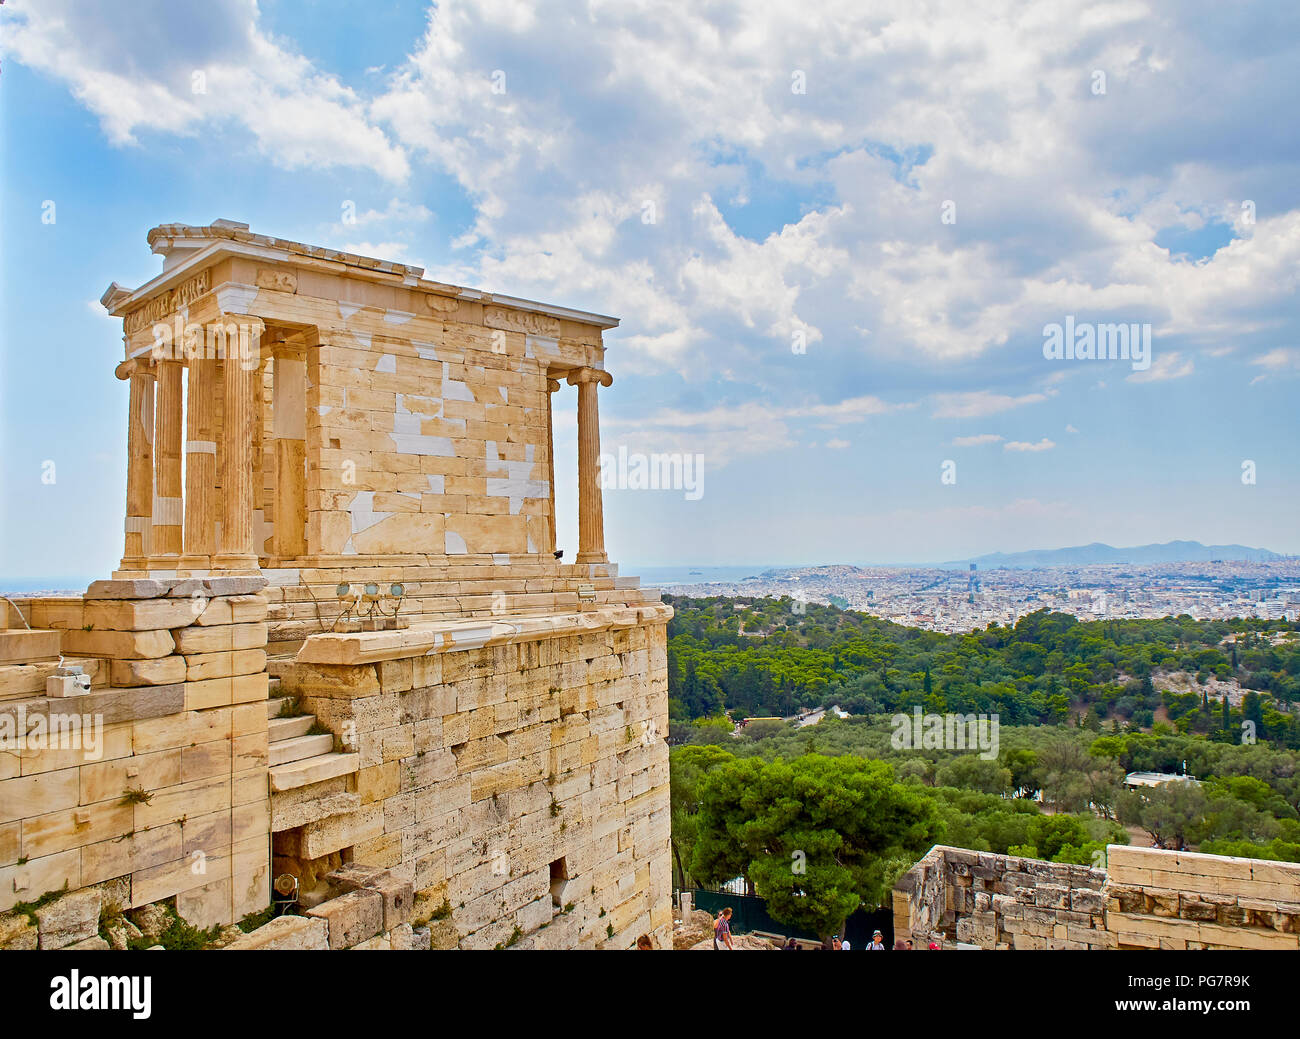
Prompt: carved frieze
<box><xmin>426</xmin><ymin>293</ymin><xmax>460</xmax><ymax>314</ymax></box>
<box><xmin>483</xmin><ymin>305</ymin><xmax>561</xmax><ymax>338</ymax></box>
<box><xmin>124</xmin><ymin>268</ymin><xmax>211</xmax><ymax>334</ymax></box>
<box><xmin>256</xmin><ymin>267</ymin><xmax>298</xmax><ymax>292</ymax></box>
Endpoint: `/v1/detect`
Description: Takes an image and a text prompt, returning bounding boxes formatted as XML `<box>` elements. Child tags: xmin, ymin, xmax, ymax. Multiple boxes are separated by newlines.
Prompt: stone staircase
<box><xmin>266</xmin><ymin>676</ymin><xmax>359</xmax><ymax>794</ymax></box>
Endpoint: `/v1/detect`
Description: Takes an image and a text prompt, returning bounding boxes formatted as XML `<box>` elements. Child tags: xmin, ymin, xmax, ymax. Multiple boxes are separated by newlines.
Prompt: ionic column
<box><xmin>150</xmin><ymin>359</ymin><xmax>184</xmax><ymax>560</ymax></box>
<box><xmin>214</xmin><ymin>317</ymin><xmax>264</xmax><ymax>571</ymax></box>
<box><xmin>117</xmin><ymin>358</ymin><xmax>155</xmax><ymax>569</ymax></box>
<box><xmin>181</xmin><ymin>354</ymin><xmax>218</xmax><ymax>565</ymax></box>
<box><xmin>546</xmin><ymin>377</ymin><xmax>561</xmax><ymax>556</ymax></box>
<box><xmin>566</xmin><ymin>366</ymin><xmax>613</xmax><ymax>565</ymax></box>
<box><xmin>271</xmin><ymin>341</ymin><xmax>307</xmax><ymax>559</ymax></box>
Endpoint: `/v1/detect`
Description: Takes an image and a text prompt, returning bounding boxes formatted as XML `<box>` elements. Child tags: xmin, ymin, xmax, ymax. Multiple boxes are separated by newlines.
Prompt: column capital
<box><xmin>547</xmin><ymin>378</ymin><xmax>562</xmax><ymax>393</ymax></box>
<box><xmin>115</xmin><ymin>357</ymin><xmax>155</xmax><ymax>381</ymax></box>
<box><xmin>566</xmin><ymin>366</ymin><xmax>613</xmax><ymax>388</ymax></box>
<box><xmin>212</xmin><ymin>312</ymin><xmax>266</xmax><ymax>335</ymax></box>
<box><xmin>270</xmin><ymin>337</ymin><xmax>306</xmax><ymax>362</ymax></box>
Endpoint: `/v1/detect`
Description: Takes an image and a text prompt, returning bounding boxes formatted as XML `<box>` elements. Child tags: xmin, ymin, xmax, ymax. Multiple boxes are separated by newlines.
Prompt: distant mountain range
<box><xmin>938</xmin><ymin>541</ymin><xmax>1284</xmax><ymax>569</ymax></box>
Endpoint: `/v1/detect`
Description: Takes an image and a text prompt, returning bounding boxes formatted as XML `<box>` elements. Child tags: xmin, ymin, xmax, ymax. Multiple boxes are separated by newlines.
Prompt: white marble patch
<box><xmin>391</xmin><ymin>395</ymin><xmax>455</xmax><ymax>456</ymax></box>
<box><xmin>441</xmin><ymin>362</ymin><xmax>475</xmax><ymax>402</ymax></box>
<box><xmin>485</xmin><ymin>441</ymin><xmax>546</xmax><ymax>514</ymax></box>
<box><xmin>525</xmin><ymin>334</ymin><xmax>558</xmax><ymax>359</ymax></box>
<box><xmin>343</xmin><ymin>490</ymin><xmax>392</xmax><ymax>555</ymax></box>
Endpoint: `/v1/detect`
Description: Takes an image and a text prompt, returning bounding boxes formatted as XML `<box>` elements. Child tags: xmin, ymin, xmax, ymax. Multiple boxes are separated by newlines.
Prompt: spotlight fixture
<box><xmin>335</xmin><ymin>582</ymin><xmax>351</xmax><ymax>599</ymax></box>
<box><xmin>390</xmin><ymin>583</ymin><xmax>405</xmax><ymax>597</ymax></box>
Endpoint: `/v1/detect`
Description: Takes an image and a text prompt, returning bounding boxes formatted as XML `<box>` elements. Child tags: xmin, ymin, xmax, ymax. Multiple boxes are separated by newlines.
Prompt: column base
<box><xmin>211</xmin><ymin>553</ymin><xmax>261</xmax><ymax>573</ymax></box>
<box><xmin>176</xmin><ymin>555</ymin><xmax>214</xmax><ymax>575</ymax></box>
<box><xmin>575</xmin><ymin>552</ymin><xmax>608</xmax><ymax>565</ymax></box>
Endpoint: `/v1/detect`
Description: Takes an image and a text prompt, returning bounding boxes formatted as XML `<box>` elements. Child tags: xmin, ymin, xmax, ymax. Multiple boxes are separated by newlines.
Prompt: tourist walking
<box><xmin>713</xmin><ymin>907</ymin><xmax>734</xmax><ymax>950</ymax></box>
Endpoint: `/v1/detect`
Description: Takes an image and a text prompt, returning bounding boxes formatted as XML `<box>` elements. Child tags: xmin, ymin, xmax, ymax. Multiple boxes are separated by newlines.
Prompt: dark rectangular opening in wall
<box><xmin>549</xmin><ymin>856</ymin><xmax>568</xmax><ymax>906</ymax></box>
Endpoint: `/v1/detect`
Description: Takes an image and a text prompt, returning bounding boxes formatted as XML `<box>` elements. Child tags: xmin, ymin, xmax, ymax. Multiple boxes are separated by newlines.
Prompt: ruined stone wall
<box><xmin>893</xmin><ymin>846</ymin><xmax>1111</xmax><ymax>950</ymax></box>
<box><xmin>0</xmin><ymin>577</ymin><xmax>271</xmax><ymax>939</ymax></box>
<box><xmin>273</xmin><ymin>609</ymin><xmax>674</xmax><ymax>949</ymax></box>
<box><xmin>894</xmin><ymin>844</ymin><xmax>1300</xmax><ymax>950</ymax></box>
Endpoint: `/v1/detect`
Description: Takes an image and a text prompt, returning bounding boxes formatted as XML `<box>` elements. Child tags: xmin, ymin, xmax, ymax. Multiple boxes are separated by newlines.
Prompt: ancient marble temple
<box><xmin>0</xmin><ymin>221</ymin><xmax>671</xmax><ymax>951</ymax></box>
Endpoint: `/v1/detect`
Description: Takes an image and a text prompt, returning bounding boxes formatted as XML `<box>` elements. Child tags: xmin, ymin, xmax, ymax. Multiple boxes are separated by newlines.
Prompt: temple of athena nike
<box><xmin>0</xmin><ymin>220</ymin><xmax>672</xmax><ymax>951</ymax></box>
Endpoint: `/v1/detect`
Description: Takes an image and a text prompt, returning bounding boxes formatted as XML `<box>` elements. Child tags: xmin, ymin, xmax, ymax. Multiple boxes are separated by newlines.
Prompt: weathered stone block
<box><xmin>0</xmin><ymin>912</ymin><xmax>38</xmax><ymax>950</ymax></box>
<box><xmin>1034</xmin><ymin>884</ymin><xmax>1069</xmax><ymax>910</ymax></box>
<box><xmin>64</xmin><ymin>935</ymin><xmax>111</xmax><ymax>950</ymax></box>
<box><xmin>307</xmin><ymin>889</ymin><xmax>383</xmax><ymax>949</ymax></box>
<box><xmin>35</xmin><ymin>888</ymin><xmax>102</xmax><ymax>950</ymax></box>
<box><xmin>224</xmin><ymin>914</ymin><xmax>329</xmax><ymax>950</ymax></box>
<box><xmin>1070</xmin><ymin>888</ymin><xmax>1104</xmax><ymax>914</ymax></box>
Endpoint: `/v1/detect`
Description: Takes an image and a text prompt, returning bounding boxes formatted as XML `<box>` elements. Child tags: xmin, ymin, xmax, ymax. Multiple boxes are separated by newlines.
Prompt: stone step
<box><xmin>269</xmin><ymin>752</ymin><xmax>360</xmax><ymax>793</ymax></box>
<box><xmin>269</xmin><ymin>733</ymin><xmax>335</xmax><ymax>767</ymax></box>
<box><xmin>266</xmin><ymin>696</ymin><xmax>296</xmax><ymax>720</ymax></box>
<box><xmin>268</xmin><ymin>714</ymin><xmax>314</xmax><ymax>743</ymax></box>
<box><xmin>268</xmin><ymin>675</ymin><xmax>282</xmax><ymax>692</ymax></box>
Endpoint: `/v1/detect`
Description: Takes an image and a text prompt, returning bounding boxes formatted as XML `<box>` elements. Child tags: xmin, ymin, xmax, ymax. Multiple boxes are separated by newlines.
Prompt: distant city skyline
<box><xmin>2</xmin><ymin>1</ymin><xmax>1297</xmax><ymax>581</ymax></box>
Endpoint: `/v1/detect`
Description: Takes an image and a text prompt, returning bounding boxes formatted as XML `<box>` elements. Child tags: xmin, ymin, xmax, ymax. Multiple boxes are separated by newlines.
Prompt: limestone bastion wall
<box><xmin>1</xmin><ymin>577</ymin><xmax>273</xmax><ymax>945</ymax></box>
<box><xmin>271</xmin><ymin>606</ymin><xmax>674</xmax><ymax>950</ymax></box>
<box><xmin>894</xmin><ymin>844</ymin><xmax>1300</xmax><ymax>950</ymax></box>
<box><xmin>1</xmin><ymin>577</ymin><xmax>673</xmax><ymax>950</ymax></box>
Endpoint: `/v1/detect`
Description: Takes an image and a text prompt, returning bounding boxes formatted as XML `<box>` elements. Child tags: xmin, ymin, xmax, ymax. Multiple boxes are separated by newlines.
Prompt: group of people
<box><xmin>712</xmin><ymin>907</ymin><xmax>941</xmax><ymax>950</ymax></box>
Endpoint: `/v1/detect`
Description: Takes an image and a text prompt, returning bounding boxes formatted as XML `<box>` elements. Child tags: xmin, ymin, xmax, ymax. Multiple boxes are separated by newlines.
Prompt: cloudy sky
<box><xmin>1</xmin><ymin>0</ymin><xmax>1297</xmax><ymax>581</ymax></box>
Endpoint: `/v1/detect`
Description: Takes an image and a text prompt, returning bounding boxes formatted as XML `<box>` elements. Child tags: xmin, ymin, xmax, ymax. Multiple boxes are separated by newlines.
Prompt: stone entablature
<box><xmin>894</xmin><ymin>844</ymin><xmax>1300</xmax><ymax>950</ymax></box>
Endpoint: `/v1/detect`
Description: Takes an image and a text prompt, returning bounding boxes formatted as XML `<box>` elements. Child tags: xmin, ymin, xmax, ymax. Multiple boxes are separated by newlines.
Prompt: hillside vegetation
<box><xmin>667</xmin><ymin>596</ymin><xmax>1300</xmax><ymax>938</ymax></box>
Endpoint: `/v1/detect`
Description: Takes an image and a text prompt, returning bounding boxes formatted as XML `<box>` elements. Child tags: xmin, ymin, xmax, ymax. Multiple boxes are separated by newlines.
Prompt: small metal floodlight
<box><xmin>336</xmin><ymin>582</ymin><xmax>351</xmax><ymax>599</ymax></box>
<box><xmin>391</xmin><ymin>583</ymin><xmax>405</xmax><ymax>597</ymax></box>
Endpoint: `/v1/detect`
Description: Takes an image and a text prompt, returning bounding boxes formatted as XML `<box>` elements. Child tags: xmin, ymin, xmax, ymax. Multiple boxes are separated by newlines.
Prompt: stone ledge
<box><xmin>295</xmin><ymin>603</ymin><xmax>674</xmax><ymax>666</ymax></box>
<box><xmin>0</xmin><ymin>683</ymin><xmax>185</xmax><ymax>726</ymax></box>
<box><xmin>87</xmin><ymin>576</ymin><xmax>268</xmax><ymax>600</ymax></box>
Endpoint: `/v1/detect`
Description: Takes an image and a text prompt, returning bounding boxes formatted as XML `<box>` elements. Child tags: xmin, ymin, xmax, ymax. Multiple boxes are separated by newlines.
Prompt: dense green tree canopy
<box><xmin>666</xmin><ymin>597</ymin><xmax>1300</xmax><ymax>747</ymax></box>
<box><xmin>689</xmin><ymin>754</ymin><xmax>939</xmax><ymax>938</ymax></box>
